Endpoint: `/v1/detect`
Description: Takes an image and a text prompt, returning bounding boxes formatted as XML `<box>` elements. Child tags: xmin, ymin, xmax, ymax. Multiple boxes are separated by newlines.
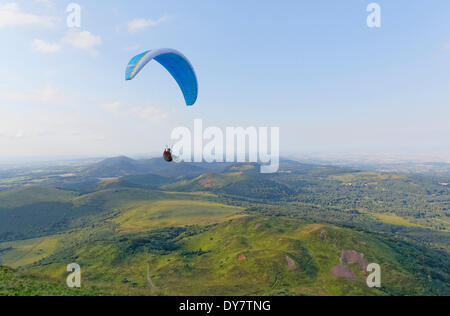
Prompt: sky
<box><xmin>0</xmin><ymin>0</ymin><xmax>449</xmax><ymax>162</ymax></box>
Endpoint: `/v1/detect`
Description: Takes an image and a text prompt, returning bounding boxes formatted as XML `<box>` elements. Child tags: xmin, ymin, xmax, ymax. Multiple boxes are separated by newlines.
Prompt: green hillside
<box><xmin>0</xmin><ymin>187</ymin><xmax>78</xmax><ymax>208</ymax></box>
<box><xmin>0</xmin><ymin>267</ymin><xmax>124</xmax><ymax>296</ymax></box>
<box><xmin>112</xmin><ymin>199</ymin><xmax>245</xmax><ymax>233</ymax></box>
<box><xmin>3</xmin><ymin>216</ymin><xmax>444</xmax><ymax>296</ymax></box>
<box><xmin>163</xmin><ymin>170</ymin><xmax>295</xmax><ymax>201</ymax></box>
<box><xmin>0</xmin><ymin>158</ymin><xmax>448</xmax><ymax>296</ymax></box>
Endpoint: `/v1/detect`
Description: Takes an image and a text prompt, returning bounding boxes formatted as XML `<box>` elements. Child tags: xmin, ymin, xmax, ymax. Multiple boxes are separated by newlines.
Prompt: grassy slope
<box><xmin>112</xmin><ymin>200</ymin><xmax>245</xmax><ymax>233</ymax></box>
<box><xmin>12</xmin><ymin>216</ymin><xmax>438</xmax><ymax>296</ymax></box>
<box><xmin>0</xmin><ymin>187</ymin><xmax>77</xmax><ymax>208</ymax></box>
<box><xmin>162</xmin><ymin>217</ymin><xmax>428</xmax><ymax>296</ymax></box>
<box><xmin>0</xmin><ymin>267</ymin><xmax>127</xmax><ymax>296</ymax></box>
<box><xmin>0</xmin><ymin>185</ymin><xmax>226</xmax><ymax>241</ymax></box>
<box><xmin>0</xmin><ymin>236</ymin><xmax>60</xmax><ymax>268</ymax></box>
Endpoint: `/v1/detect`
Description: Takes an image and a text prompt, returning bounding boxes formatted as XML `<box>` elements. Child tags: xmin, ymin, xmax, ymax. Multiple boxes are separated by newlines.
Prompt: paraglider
<box><xmin>163</xmin><ymin>147</ymin><xmax>173</xmax><ymax>162</ymax></box>
<box><xmin>125</xmin><ymin>48</ymin><xmax>198</xmax><ymax>162</ymax></box>
<box><xmin>125</xmin><ymin>48</ymin><xmax>198</xmax><ymax>106</ymax></box>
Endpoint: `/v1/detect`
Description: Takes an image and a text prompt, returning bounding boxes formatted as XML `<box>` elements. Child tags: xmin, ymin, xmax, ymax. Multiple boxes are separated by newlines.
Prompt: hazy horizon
<box><xmin>1</xmin><ymin>150</ymin><xmax>449</xmax><ymax>167</ymax></box>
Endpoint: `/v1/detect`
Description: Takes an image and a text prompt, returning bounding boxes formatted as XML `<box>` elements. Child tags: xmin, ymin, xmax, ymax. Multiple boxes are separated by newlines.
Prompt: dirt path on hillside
<box><xmin>147</xmin><ymin>260</ymin><xmax>159</xmax><ymax>294</ymax></box>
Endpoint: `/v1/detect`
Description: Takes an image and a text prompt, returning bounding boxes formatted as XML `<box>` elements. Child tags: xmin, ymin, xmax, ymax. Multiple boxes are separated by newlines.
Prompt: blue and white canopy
<box><xmin>125</xmin><ymin>48</ymin><xmax>198</xmax><ymax>106</ymax></box>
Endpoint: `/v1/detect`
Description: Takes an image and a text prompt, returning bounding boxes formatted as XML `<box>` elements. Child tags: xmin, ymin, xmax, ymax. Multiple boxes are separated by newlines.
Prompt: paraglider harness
<box><xmin>163</xmin><ymin>147</ymin><xmax>173</xmax><ymax>162</ymax></box>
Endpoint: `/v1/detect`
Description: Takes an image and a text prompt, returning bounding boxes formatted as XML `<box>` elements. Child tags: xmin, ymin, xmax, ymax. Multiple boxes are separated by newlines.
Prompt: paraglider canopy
<box><xmin>125</xmin><ymin>48</ymin><xmax>198</xmax><ymax>106</ymax></box>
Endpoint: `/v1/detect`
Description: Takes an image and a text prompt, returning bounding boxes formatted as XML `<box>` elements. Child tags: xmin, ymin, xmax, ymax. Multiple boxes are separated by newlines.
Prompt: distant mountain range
<box><xmin>294</xmin><ymin>159</ymin><xmax>450</xmax><ymax>176</ymax></box>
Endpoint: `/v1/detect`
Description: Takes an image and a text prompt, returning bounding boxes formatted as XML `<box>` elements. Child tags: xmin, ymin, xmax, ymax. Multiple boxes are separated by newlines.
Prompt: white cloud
<box><xmin>101</xmin><ymin>101</ymin><xmax>123</xmax><ymax>112</ymax></box>
<box><xmin>33</xmin><ymin>0</ymin><xmax>54</xmax><ymax>8</ymax></box>
<box><xmin>131</xmin><ymin>106</ymin><xmax>169</xmax><ymax>122</ymax></box>
<box><xmin>14</xmin><ymin>130</ymin><xmax>26</xmax><ymax>140</ymax></box>
<box><xmin>61</xmin><ymin>29</ymin><xmax>102</xmax><ymax>53</ymax></box>
<box><xmin>0</xmin><ymin>2</ymin><xmax>57</xmax><ymax>28</ymax></box>
<box><xmin>0</xmin><ymin>105</ymin><xmax>171</xmax><ymax>159</ymax></box>
<box><xmin>0</xmin><ymin>109</ymin><xmax>102</xmax><ymax>144</ymax></box>
<box><xmin>31</xmin><ymin>39</ymin><xmax>61</xmax><ymax>53</ymax></box>
<box><xmin>101</xmin><ymin>101</ymin><xmax>169</xmax><ymax>123</ymax></box>
<box><xmin>32</xmin><ymin>30</ymin><xmax>102</xmax><ymax>55</ymax></box>
<box><xmin>0</xmin><ymin>86</ymin><xmax>68</xmax><ymax>105</ymax></box>
<box><xmin>36</xmin><ymin>86</ymin><xmax>66</xmax><ymax>103</ymax></box>
<box><xmin>127</xmin><ymin>15</ymin><xmax>168</xmax><ymax>33</ymax></box>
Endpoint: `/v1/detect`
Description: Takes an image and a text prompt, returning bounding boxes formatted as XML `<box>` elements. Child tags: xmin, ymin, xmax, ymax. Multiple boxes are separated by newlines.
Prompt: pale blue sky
<box><xmin>0</xmin><ymin>0</ymin><xmax>449</xmax><ymax>161</ymax></box>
